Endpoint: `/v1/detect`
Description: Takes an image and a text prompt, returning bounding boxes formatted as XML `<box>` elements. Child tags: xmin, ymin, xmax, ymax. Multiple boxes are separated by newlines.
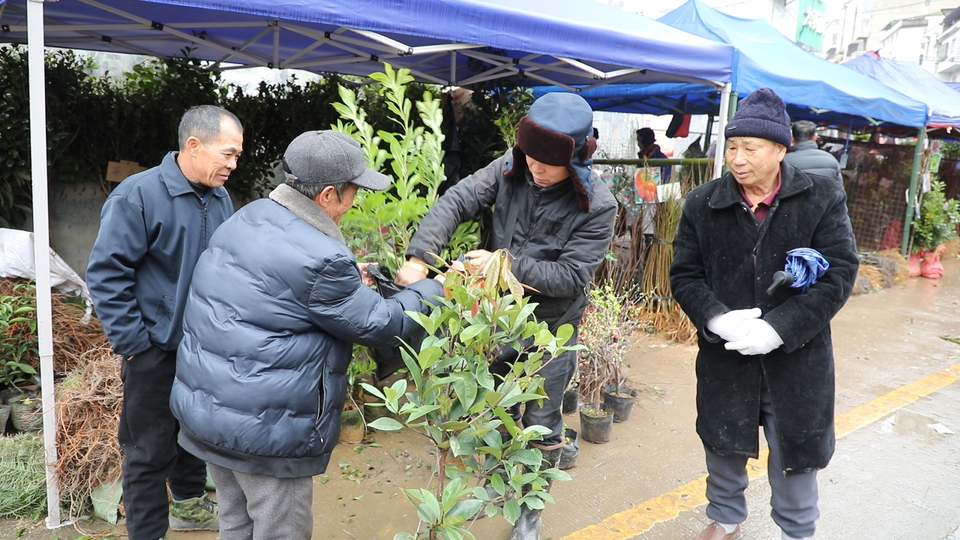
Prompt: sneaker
<box><xmin>169</xmin><ymin>493</ymin><xmax>219</xmax><ymax>531</ymax></box>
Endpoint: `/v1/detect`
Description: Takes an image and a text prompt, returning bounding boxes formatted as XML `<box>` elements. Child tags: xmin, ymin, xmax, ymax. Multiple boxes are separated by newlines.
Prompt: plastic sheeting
<box><xmin>0</xmin><ymin>228</ymin><xmax>93</xmax><ymax>323</ymax></box>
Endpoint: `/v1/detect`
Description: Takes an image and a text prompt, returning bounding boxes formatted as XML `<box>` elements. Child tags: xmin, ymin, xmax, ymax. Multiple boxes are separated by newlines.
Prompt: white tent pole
<box><xmin>27</xmin><ymin>0</ymin><xmax>64</xmax><ymax>528</ymax></box>
<box><xmin>713</xmin><ymin>82</ymin><xmax>732</xmax><ymax>179</ymax></box>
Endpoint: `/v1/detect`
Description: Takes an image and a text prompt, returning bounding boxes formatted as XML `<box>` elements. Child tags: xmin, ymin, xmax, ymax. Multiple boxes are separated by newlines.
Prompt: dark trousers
<box><xmin>703</xmin><ymin>380</ymin><xmax>820</xmax><ymax>538</ymax></box>
<box><xmin>119</xmin><ymin>345</ymin><xmax>207</xmax><ymax>540</ymax></box>
<box><xmin>490</xmin><ymin>330</ymin><xmax>578</xmax><ymax>448</ymax></box>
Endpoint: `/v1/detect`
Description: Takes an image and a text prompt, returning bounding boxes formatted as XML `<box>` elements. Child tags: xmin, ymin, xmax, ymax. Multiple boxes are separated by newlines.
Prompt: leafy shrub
<box><xmin>0</xmin><ymin>282</ymin><xmax>38</xmax><ymax>390</ymax></box>
<box><xmin>912</xmin><ymin>179</ymin><xmax>960</xmax><ymax>253</ymax></box>
<box><xmin>363</xmin><ymin>250</ymin><xmax>575</xmax><ymax>539</ymax></box>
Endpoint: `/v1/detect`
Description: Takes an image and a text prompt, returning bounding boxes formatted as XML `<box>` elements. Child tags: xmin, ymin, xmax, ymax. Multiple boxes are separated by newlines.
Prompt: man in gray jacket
<box><xmin>87</xmin><ymin>105</ymin><xmax>241</xmax><ymax>539</ymax></box>
<box><xmin>783</xmin><ymin>120</ymin><xmax>842</xmax><ymax>184</ymax></box>
<box><xmin>171</xmin><ymin>131</ymin><xmax>443</xmax><ymax>540</ymax></box>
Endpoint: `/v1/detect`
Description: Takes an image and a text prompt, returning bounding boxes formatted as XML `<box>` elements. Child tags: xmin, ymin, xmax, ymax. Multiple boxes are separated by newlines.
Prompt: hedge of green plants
<box><xmin>0</xmin><ymin>45</ymin><xmax>514</xmax><ymax>227</ymax></box>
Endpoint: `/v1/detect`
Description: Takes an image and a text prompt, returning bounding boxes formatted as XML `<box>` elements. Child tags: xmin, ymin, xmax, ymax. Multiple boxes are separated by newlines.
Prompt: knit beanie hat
<box><xmin>505</xmin><ymin>93</ymin><xmax>597</xmax><ymax>211</ymax></box>
<box><xmin>724</xmin><ymin>87</ymin><xmax>792</xmax><ymax>148</ymax></box>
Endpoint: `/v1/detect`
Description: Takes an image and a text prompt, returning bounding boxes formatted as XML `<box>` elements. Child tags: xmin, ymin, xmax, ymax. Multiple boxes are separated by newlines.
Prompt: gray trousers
<box><xmin>207</xmin><ymin>463</ymin><xmax>313</xmax><ymax>540</ymax></box>
<box><xmin>703</xmin><ymin>382</ymin><xmax>820</xmax><ymax>539</ymax></box>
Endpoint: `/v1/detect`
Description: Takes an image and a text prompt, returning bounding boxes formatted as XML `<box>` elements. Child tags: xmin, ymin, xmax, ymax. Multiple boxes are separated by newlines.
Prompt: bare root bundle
<box><xmin>0</xmin><ymin>278</ymin><xmax>110</xmax><ymax>376</ymax></box>
<box><xmin>51</xmin><ymin>296</ymin><xmax>109</xmax><ymax>375</ymax></box>
<box><xmin>874</xmin><ymin>249</ymin><xmax>910</xmax><ymax>284</ymax></box>
<box><xmin>56</xmin><ymin>345</ymin><xmax>123</xmax><ymax>518</ymax></box>
<box><xmin>854</xmin><ymin>264</ymin><xmax>884</xmax><ymax>294</ymax></box>
<box><xmin>594</xmin><ymin>209</ymin><xmax>648</xmax><ymax>295</ymax></box>
<box><xmin>644</xmin><ymin>300</ymin><xmax>697</xmax><ymax>346</ymax></box>
<box><xmin>944</xmin><ymin>237</ymin><xmax>960</xmax><ymax>258</ymax></box>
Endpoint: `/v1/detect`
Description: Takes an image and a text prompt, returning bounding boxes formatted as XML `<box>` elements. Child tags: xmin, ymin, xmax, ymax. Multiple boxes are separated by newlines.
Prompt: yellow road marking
<box><xmin>558</xmin><ymin>362</ymin><xmax>960</xmax><ymax>540</ymax></box>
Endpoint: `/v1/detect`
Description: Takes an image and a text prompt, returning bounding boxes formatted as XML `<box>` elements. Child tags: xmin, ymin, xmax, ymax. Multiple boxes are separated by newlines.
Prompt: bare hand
<box><xmin>395</xmin><ymin>257</ymin><xmax>428</xmax><ymax>286</ymax></box>
<box><xmin>357</xmin><ymin>262</ymin><xmax>375</xmax><ymax>287</ymax></box>
<box><xmin>463</xmin><ymin>249</ymin><xmax>493</xmax><ymax>271</ymax></box>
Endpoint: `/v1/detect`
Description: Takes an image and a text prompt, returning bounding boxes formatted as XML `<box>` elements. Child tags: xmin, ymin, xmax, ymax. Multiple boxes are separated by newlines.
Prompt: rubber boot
<box><xmin>507</xmin><ymin>447</ymin><xmax>562</xmax><ymax>540</ymax></box>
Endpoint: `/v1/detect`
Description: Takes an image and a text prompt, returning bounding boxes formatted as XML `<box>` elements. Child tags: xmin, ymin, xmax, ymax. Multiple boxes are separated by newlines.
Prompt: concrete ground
<box><xmin>4</xmin><ymin>259</ymin><xmax>960</xmax><ymax>540</ymax></box>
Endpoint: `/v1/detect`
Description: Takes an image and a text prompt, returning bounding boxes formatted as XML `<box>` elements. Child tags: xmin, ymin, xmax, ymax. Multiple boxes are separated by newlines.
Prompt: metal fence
<box><xmin>820</xmin><ymin>137</ymin><xmax>916</xmax><ymax>252</ymax></box>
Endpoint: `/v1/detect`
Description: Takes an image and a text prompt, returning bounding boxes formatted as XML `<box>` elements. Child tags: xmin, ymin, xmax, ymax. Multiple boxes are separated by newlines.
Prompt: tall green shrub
<box><xmin>334</xmin><ymin>64</ymin><xmax>477</xmax><ymax>273</ymax></box>
<box><xmin>364</xmin><ymin>251</ymin><xmax>574</xmax><ymax>539</ymax></box>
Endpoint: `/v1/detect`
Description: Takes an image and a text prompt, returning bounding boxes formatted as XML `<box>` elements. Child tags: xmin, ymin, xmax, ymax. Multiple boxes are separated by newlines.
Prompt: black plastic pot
<box><xmin>579</xmin><ymin>403</ymin><xmax>613</xmax><ymax>444</ymax></box>
<box><xmin>559</xmin><ymin>427</ymin><xmax>579</xmax><ymax>469</ymax></box>
<box><xmin>561</xmin><ymin>388</ymin><xmax>579</xmax><ymax>415</ymax></box>
<box><xmin>603</xmin><ymin>385</ymin><xmax>638</xmax><ymax>423</ymax></box>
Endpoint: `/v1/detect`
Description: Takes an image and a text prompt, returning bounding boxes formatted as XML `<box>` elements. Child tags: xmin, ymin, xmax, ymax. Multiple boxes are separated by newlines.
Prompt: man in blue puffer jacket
<box><xmin>170</xmin><ymin>131</ymin><xmax>443</xmax><ymax>540</ymax></box>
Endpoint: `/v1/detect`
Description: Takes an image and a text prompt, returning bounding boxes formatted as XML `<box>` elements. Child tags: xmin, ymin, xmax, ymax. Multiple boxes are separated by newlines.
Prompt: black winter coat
<box><xmin>670</xmin><ymin>163</ymin><xmax>858</xmax><ymax>475</ymax></box>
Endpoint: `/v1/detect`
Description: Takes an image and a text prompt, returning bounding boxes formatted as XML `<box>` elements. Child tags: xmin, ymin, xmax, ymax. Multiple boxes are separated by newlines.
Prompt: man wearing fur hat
<box><xmin>397</xmin><ymin>92</ymin><xmax>617</xmax><ymax>539</ymax></box>
<box><xmin>670</xmin><ymin>87</ymin><xmax>859</xmax><ymax>540</ymax></box>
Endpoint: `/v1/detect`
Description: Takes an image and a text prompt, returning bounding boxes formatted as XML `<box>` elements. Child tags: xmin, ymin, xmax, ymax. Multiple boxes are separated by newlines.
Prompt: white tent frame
<box><xmin>16</xmin><ymin>0</ymin><xmax>732</xmax><ymax>528</ymax></box>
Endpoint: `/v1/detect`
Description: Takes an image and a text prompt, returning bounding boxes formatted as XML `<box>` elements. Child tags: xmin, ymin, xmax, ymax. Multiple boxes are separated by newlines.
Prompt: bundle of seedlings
<box><xmin>639</xmin><ymin>199</ymin><xmax>696</xmax><ymax>343</ymax></box>
<box><xmin>56</xmin><ymin>345</ymin><xmax>123</xmax><ymax>517</ymax></box>
<box><xmin>0</xmin><ymin>432</ymin><xmax>46</xmax><ymax>519</ymax></box>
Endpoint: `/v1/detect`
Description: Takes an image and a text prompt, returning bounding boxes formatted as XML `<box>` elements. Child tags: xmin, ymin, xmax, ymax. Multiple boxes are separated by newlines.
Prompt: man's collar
<box><xmin>268</xmin><ymin>183</ymin><xmax>345</xmax><ymax>243</ymax></box>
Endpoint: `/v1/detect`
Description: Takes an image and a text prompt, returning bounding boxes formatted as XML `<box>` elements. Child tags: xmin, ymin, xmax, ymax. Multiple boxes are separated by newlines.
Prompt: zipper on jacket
<box><xmin>199</xmin><ymin>192</ymin><xmax>210</xmax><ymax>250</ymax></box>
<box><xmin>518</xmin><ymin>187</ymin><xmax>544</xmax><ymax>252</ymax></box>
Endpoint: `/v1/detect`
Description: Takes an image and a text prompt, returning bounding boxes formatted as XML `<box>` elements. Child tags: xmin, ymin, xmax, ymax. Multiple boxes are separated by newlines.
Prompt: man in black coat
<box><xmin>783</xmin><ymin>120</ymin><xmax>842</xmax><ymax>184</ymax></box>
<box><xmin>670</xmin><ymin>88</ymin><xmax>858</xmax><ymax>540</ymax></box>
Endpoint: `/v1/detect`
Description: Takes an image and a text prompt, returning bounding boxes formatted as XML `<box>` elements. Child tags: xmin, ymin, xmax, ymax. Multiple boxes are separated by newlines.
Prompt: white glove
<box><xmin>724</xmin><ymin>318</ymin><xmax>784</xmax><ymax>355</ymax></box>
<box><xmin>706</xmin><ymin>308</ymin><xmax>762</xmax><ymax>342</ymax></box>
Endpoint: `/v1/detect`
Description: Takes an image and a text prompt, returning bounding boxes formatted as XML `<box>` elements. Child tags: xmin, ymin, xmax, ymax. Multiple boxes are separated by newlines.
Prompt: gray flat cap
<box><xmin>282</xmin><ymin>130</ymin><xmax>391</xmax><ymax>191</ymax></box>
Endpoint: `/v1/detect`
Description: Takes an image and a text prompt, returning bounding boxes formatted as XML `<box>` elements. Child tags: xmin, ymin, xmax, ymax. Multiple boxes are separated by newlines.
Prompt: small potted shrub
<box><xmin>576</xmin><ymin>283</ymin><xmax>642</xmax><ymax>441</ymax></box>
<box><xmin>911</xmin><ymin>180</ymin><xmax>960</xmax><ymax>278</ymax></box>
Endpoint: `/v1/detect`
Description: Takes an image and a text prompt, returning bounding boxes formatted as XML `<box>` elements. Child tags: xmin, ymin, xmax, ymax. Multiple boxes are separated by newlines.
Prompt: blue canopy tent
<box><xmin>658</xmin><ymin>0</ymin><xmax>928</xmax><ymax>129</ymax></box>
<box><xmin>843</xmin><ymin>52</ymin><xmax>960</xmax><ymax>129</ymax></box>
<box><xmin>537</xmin><ymin>0</ymin><xmax>928</xmax><ymax>131</ymax></box>
<box><xmin>0</xmin><ymin>0</ymin><xmax>737</xmax><ymax>527</ymax></box>
<box><xmin>0</xmin><ymin>0</ymin><xmax>734</xmax><ymax>87</ymax></box>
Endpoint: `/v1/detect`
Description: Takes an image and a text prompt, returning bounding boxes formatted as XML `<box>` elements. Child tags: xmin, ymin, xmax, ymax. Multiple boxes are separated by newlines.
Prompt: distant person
<box><xmin>670</xmin><ymin>88</ymin><xmax>859</xmax><ymax>540</ymax></box>
<box><xmin>636</xmin><ymin>127</ymin><xmax>672</xmax><ymax>183</ymax></box>
<box><xmin>86</xmin><ymin>105</ymin><xmax>242</xmax><ymax>539</ymax></box>
<box><xmin>783</xmin><ymin>120</ymin><xmax>842</xmax><ymax>184</ymax></box>
<box><xmin>170</xmin><ymin>131</ymin><xmax>443</xmax><ymax>540</ymax></box>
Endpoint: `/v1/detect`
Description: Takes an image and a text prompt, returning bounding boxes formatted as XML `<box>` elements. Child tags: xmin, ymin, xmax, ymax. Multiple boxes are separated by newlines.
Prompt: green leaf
<box><xmin>367</xmin><ymin>418</ymin><xmax>402</xmax><ymax>431</ymax></box>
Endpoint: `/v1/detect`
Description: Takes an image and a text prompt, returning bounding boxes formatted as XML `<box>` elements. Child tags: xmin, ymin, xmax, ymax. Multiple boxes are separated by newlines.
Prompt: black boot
<box><xmin>507</xmin><ymin>447</ymin><xmax>562</xmax><ymax>540</ymax></box>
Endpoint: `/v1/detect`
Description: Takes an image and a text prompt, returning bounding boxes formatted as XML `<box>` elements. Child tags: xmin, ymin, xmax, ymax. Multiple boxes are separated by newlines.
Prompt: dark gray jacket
<box><xmin>86</xmin><ymin>152</ymin><xmax>233</xmax><ymax>357</ymax></box>
<box><xmin>171</xmin><ymin>184</ymin><xmax>442</xmax><ymax>478</ymax></box>
<box><xmin>783</xmin><ymin>141</ymin><xmax>842</xmax><ymax>184</ymax></box>
<box><xmin>406</xmin><ymin>155</ymin><xmax>617</xmax><ymax>329</ymax></box>
<box><xmin>670</xmin><ymin>163</ymin><xmax>858</xmax><ymax>475</ymax></box>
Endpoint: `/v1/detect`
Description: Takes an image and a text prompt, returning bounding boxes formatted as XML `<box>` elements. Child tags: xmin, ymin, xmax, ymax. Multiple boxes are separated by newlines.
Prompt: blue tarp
<box><xmin>536</xmin><ymin>0</ymin><xmax>929</xmax><ymax>129</ymax></box>
<box><xmin>0</xmin><ymin>0</ymin><xmax>734</xmax><ymax>88</ymax></box>
<box><xmin>843</xmin><ymin>53</ymin><xmax>960</xmax><ymax>128</ymax></box>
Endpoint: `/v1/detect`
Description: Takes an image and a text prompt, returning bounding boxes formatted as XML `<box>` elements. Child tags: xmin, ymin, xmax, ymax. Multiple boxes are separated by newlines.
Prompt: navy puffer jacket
<box><xmin>171</xmin><ymin>186</ymin><xmax>442</xmax><ymax>478</ymax></box>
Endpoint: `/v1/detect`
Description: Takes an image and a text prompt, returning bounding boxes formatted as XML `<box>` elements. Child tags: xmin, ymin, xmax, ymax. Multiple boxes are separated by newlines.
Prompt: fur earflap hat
<box><xmin>724</xmin><ymin>87</ymin><xmax>792</xmax><ymax>148</ymax></box>
<box><xmin>505</xmin><ymin>93</ymin><xmax>597</xmax><ymax>211</ymax></box>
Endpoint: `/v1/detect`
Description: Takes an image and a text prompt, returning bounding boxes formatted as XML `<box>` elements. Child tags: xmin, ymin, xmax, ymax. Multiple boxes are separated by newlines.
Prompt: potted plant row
<box><xmin>570</xmin><ymin>283</ymin><xmax>641</xmax><ymax>444</ymax></box>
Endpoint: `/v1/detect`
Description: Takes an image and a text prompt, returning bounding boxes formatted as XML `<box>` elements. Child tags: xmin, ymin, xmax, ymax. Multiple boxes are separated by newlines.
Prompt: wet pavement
<box><xmin>4</xmin><ymin>259</ymin><xmax>960</xmax><ymax>540</ymax></box>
